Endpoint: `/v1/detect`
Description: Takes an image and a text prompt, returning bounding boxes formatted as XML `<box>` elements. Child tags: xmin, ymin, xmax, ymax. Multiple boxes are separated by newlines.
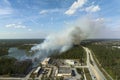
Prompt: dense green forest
<box><xmin>0</xmin><ymin>56</ymin><xmax>32</xmax><ymax>77</ymax></box>
<box><xmin>50</xmin><ymin>45</ymin><xmax>86</xmax><ymax>64</ymax></box>
<box><xmin>0</xmin><ymin>48</ymin><xmax>9</xmax><ymax>56</ymax></box>
<box><xmin>87</xmin><ymin>45</ymin><xmax>120</xmax><ymax>79</ymax></box>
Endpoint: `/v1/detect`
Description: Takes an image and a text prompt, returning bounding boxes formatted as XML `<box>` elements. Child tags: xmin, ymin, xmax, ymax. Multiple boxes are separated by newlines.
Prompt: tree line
<box><xmin>50</xmin><ymin>45</ymin><xmax>86</xmax><ymax>64</ymax></box>
<box><xmin>0</xmin><ymin>56</ymin><xmax>32</xmax><ymax>77</ymax></box>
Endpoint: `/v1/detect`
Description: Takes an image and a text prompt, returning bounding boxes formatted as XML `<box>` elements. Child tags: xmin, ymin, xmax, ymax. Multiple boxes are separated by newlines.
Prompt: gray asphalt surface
<box><xmin>83</xmin><ymin>47</ymin><xmax>106</xmax><ymax>80</ymax></box>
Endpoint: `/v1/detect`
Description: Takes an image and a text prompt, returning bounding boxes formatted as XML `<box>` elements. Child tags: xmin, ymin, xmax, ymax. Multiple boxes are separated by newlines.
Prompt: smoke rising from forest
<box><xmin>7</xmin><ymin>16</ymin><xmax>104</xmax><ymax>66</ymax></box>
<box><xmin>31</xmin><ymin>16</ymin><xmax>104</xmax><ymax>60</ymax></box>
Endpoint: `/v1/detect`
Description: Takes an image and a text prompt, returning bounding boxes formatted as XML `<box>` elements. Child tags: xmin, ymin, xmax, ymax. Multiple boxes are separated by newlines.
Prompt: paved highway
<box><xmin>83</xmin><ymin>47</ymin><xmax>106</xmax><ymax>80</ymax></box>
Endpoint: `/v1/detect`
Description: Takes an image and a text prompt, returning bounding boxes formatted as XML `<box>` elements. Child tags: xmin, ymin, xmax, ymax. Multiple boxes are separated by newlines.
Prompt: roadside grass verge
<box><xmin>84</xmin><ymin>68</ymin><xmax>92</xmax><ymax>80</ymax></box>
<box><xmin>89</xmin><ymin>49</ymin><xmax>113</xmax><ymax>80</ymax></box>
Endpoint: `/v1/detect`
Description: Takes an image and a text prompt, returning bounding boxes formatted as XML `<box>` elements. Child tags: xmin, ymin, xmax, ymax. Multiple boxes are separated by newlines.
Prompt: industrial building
<box><xmin>65</xmin><ymin>60</ymin><xmax>75</xmax><ymax>65</ymax></box>
<box><xmin>57</xmin><ymin>66</ymin><xmax>71</xmax><ymax>77</ymax></box>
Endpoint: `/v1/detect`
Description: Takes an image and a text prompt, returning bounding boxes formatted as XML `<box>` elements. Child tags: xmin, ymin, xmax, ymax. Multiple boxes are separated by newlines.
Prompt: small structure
<box><xmin>33</xmin><ymin>66</ymin><xmax>41</xmax><ymax>77</ymax></box>
<box><xmin>57</xmin><ymin>66</ymin><xmax>71</xmax><ymax>77</ymax></box>
<box><xmin>65</xmin><ymin>60</ymin><xmax>75</xmax><ymax>65</ymax></box>
<box><xmin>41</xmin><ymin>58</ymin><xmax>50</xmax><ymax>66</ymax></box>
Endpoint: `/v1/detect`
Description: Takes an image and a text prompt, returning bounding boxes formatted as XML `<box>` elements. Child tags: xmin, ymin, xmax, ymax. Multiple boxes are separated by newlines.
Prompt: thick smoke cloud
<box><xmin>31</xmin><ymin>16</ymin><xmax>103</xmax><ymax>60</ymax></box>
<box><xmin>7</xmin><ymin>16</ymin><xmax>104</xmax><ymax>66</ymax></box>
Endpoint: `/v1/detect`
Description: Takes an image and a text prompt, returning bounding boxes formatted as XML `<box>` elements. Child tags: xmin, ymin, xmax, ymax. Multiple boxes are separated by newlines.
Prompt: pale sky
<box><xmin>0</xmin><ymin>0</ymin><xmax>120</xmax><ymax>39</ymax></box>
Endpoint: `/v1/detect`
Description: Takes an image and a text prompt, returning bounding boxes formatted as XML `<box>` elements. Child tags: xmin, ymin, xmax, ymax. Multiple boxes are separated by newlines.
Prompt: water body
<box><xmin>8</xmin><ymin>47</ymin><xmax>29</xmax><ymax>60</ymax></box>
<box><xmin>7</xmin><ymin>47</ymin><xmax>43</xmax><ymax>67</ymax></box>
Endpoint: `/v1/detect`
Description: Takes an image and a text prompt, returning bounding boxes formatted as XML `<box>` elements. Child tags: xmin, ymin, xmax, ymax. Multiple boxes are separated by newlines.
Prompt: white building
<box><xmin>65</xmin><ymin>60</ymin><xmax>75</xmax><ymax>65</ymax></box>
<box><xmin>33</xmin><ymin>66</ymin><xmax>41</xmax><ymax>77</ymax></box>
<box><xmin>41</xmin><ymin>58</ymin><xmax>50</xmax><ymax>66</ymax></box>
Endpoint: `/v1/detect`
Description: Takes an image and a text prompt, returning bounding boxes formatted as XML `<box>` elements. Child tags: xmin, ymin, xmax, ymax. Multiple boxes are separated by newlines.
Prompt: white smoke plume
<box><xmin>31</xmin><ymin>16</ymin><xmax>104</xmax><ymax>60</ymax></box>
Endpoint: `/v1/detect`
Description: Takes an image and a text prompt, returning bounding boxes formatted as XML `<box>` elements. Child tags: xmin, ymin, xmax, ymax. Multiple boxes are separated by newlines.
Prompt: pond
<box><xmin>8</xmin><ymin>47</ymin><xmax>29</xmax><ymax>60</ymax></box>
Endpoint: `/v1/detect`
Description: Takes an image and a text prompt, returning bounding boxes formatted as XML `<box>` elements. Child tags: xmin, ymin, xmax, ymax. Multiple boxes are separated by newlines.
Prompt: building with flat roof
<box><xmin>57</xmin><ymin>66</ymin><xmax>71</xmax><ymax>77</ymax></box>
<box><xmin>65</xmin><ymin>60</ymin><xmax>75</xmax><ymax>65</ymax></box>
